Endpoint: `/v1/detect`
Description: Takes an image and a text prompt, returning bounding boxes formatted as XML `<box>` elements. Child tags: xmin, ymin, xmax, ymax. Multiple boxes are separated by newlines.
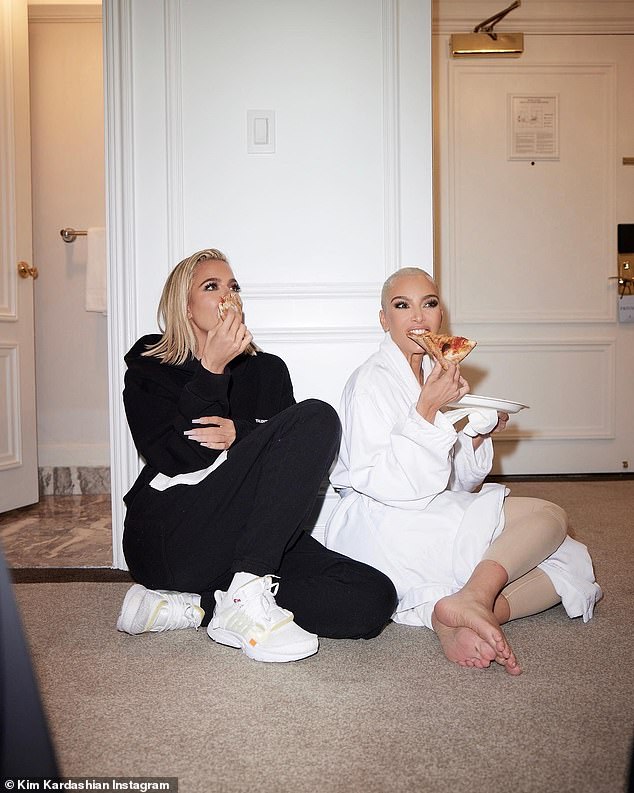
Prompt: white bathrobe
<box><xmin>324</xmin><ymin>333</ymin><xmax>602</xmax><ymax>628</ymax></box>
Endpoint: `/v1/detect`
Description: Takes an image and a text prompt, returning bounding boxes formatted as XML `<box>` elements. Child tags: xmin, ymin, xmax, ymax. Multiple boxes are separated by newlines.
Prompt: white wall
<box><xmin>105</xmin><ymin>0</ymin><xmax>433</xmax><ymax>565</ymax></box>
<box><xmin>128</xmin><ymin>0</ymin><xmax>432</xmax><ymax>407</ymax></box>
<box><xmin>29</xmin><ymin>6</ymin><xmax>109</xmax><ymax>466</ymax></box>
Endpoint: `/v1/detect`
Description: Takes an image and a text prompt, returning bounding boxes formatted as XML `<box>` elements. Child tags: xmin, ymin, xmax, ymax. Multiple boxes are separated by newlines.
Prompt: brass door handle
<box><xmin>17</xmin><ymin>261</ymin><xmax>38</xmax><ymax>279</ymax></box>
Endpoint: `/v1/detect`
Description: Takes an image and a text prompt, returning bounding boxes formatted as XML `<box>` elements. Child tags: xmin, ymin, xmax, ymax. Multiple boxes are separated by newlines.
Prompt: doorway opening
<box><xmin>0</xmin><ymin>3</ymin><xmax>111</xmax><ymax>569</ymax></box>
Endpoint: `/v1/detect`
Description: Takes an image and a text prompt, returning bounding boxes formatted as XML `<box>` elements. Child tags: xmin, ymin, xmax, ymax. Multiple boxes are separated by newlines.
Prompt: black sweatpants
<box><xmin>123</xmin><ymin>400</ymin><xmax>397</xmax><ymax>639</ymax></box>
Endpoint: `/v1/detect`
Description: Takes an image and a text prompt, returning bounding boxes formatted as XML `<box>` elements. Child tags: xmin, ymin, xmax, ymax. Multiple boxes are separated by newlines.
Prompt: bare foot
<box><xmin>433</xmin><ymin>591</ymin><xmax>521</xmax><ymax>675</ymax></box>
<box><xmin>496</xmin><ymin>653</ymin><xmax>522</xmax><ymax>676</ymax></box>
<box><xmin>431</xmin><ymin>613</ymin><xmax>497</xmax><ymax>669</ymax></box>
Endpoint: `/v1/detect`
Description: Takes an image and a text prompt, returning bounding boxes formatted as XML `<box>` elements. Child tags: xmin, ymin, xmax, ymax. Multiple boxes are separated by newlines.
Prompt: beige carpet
<box><xmin>13</xmin><ymin>481</ymin><xmax>634</xmax><ymax>793</ymax></box>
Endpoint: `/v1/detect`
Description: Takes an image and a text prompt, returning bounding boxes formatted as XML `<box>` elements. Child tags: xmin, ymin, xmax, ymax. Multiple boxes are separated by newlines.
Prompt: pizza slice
<box><xmin>407</xmin><ymin>329</ymin><xmax>476</xmax><ymax>370</ymax></box>
<box><xmin>217</xmin><ymin>292</ymin><xmax>258</xmax><ymax>356</ymax></box>
<box><xmin>217</xmin><ymin>291</ymin><xmax>243</xmax><ymax>320</ymax></box>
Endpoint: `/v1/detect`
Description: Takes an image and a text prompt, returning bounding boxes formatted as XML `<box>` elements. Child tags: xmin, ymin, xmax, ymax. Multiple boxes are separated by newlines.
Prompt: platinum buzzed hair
<box><xmin>381</xmin><ymin>267</ymin><xmax>437</xmax><ymax>310</ymax></box>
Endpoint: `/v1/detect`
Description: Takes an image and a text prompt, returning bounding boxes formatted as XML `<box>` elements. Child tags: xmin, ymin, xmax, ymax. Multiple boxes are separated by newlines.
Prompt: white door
<box><xmin>434</xmin><ymin>28</ymin><xmax>634</xmax><ymax>474</ymax></box>
<box><xmin>0</xmin><ymin>0</ymin><xmax>38</xmax><ymax>511</ymax></box>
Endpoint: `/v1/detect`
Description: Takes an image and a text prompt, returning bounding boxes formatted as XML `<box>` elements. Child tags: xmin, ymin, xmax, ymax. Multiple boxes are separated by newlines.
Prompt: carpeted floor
<box><xmin>11</xmin><ymin>481</ymin><xmax>634</xmax><ymax>793</ymax></box>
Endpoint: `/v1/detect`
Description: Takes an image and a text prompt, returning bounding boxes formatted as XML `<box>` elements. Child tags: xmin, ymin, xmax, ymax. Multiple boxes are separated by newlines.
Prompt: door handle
<box><xmin>17</xmin><ymin>261</ymin><xmax>39</xmax><ymax>279</ymax></box>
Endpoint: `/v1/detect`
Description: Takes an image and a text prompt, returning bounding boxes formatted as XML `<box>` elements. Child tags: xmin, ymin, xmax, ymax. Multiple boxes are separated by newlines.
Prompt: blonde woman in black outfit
<box><xmin>116</xmin><ymin>248</ymin><xmax>397</xmax><ymax>662</ymax></box>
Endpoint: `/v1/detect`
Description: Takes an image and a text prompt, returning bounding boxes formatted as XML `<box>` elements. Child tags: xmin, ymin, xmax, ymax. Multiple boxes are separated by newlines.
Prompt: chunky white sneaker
<box><xmin>207</xmin><ymin>575</ymin><xmax>318</xmax><ymax>663</ymax></box>
<box><xmin>116</xmin><ymin>583</ymin><xmax>204</xmax><ymax>634</ymax></box>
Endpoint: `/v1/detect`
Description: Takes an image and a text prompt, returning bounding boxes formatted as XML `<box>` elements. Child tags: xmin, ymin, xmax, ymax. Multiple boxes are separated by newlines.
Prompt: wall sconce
<box><xmin>450</xmin><ymin>0</ymin><xmax>524</xmax><ymax>58</ymax></box>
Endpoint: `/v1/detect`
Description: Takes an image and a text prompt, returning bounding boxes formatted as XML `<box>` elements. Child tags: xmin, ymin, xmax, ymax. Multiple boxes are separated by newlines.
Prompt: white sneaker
<box><xmin>207</xmin><ymin>575</ymin><xmax>318</xmax><ymax>662</ymax></box>
<box><xmin>116</xmin><ymin>583</ymin><xmax>204</xmax><ymax>634</ymax></box>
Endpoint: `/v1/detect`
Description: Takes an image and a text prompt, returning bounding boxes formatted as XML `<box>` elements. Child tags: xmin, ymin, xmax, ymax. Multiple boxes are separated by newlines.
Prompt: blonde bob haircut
<box><xmin>143</xmin><ymin>248</ymin><xmax>229</xmax><ymax>365</ymax></box>
<box><xmin>380</xmin><ymin>267</ymin><xmax>437</xmax><ymax>311</ymax></box>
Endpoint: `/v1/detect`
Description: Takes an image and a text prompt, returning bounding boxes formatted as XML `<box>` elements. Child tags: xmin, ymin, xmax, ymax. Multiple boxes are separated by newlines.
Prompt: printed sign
<box><xmin>508</xmin><ymin>94</ymin><xmax>559</xmax><ymax>160</ymax></box>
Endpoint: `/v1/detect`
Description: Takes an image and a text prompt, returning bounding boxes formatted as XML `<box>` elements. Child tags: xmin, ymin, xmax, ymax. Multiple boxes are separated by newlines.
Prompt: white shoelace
<box><xmin>236</xmin><ymin>577</ymin><xmax>291</xmax><ymax>630</ymax></box>
<box><xmin>158</xmin><ymin>593</ymin><xmax>202</xmax><ymax>631</ymax></box>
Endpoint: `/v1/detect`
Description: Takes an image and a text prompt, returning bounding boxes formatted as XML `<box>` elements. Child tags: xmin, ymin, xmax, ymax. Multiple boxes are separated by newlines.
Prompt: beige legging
<box><xmin>482</xmin><ymin>497</ymin><xmax>566</xmax><ymax>620</ymax></box>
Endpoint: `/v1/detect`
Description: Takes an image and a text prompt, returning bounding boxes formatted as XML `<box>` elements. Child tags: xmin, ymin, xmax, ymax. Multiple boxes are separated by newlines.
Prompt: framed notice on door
<box><xmin>508</xmin><ymin>94</ymin><xmax>559</xmax><ymax>160</ymax></box>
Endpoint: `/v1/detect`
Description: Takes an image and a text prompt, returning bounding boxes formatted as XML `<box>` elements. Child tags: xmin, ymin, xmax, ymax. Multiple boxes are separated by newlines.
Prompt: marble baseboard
<box><xmin>39</xmin><ymin>466</ymin><xmax>111</xmax><ymax>496</ymax></box>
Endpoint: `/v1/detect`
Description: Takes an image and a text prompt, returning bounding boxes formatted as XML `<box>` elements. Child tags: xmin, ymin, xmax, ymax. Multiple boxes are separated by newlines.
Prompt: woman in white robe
<box><xmin>324</xmin><ymin>268</ymin><xmax>602</xmax><ymax>674</ymax></box>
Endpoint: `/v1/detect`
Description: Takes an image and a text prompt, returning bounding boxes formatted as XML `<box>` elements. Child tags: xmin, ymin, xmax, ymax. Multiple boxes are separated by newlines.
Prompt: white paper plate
<box><xmin>445</xmin><ymin>394</ymin><xmax>529</xmax><ymax>414</ymax></box>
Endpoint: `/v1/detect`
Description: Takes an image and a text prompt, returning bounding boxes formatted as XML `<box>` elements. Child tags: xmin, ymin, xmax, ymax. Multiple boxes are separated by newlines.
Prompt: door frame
<box><xmin>104</xmin><ymin>0</ymin><xmax>139</xmax><ymax>569</ymax></box>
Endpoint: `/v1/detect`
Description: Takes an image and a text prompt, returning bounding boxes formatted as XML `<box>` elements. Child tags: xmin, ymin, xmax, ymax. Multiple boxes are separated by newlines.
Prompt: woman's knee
<box><xmin>295</xmin><ymin>398</ymin><xmax>340</xmax><ymax>431</ymax></box>
<box><xmin>505</xmin><ymin>496</ymin><xmax>568</xmax><ymax>545</ymax></box>
<box><xmin>540</xmin><ymin>500</ymin><xmax>569</xmax><ymax>544</ymax></box>
<box><xmin>522</xmin><ymin>497</ymin><xmax>568</xmax><ymax>546</ymax></box>
<box><xmin>290</xmin><ymin>399</ymin><xmax>341</xmax><ymax>451</ymax></box>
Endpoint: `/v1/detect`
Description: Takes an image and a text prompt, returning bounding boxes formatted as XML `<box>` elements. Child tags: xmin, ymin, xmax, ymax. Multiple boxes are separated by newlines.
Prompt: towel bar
<box><xmin>60</xmin><ymin>227</ymin><xmax>87</xmax><ymax>243</ymax></box>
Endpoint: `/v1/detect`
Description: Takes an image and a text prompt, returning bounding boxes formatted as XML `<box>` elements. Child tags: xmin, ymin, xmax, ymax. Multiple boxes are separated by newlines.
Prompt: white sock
<box><xmin>227</xmin><ymin>571</ymin><xmax>259</xmax><ymax>597</ymax></box>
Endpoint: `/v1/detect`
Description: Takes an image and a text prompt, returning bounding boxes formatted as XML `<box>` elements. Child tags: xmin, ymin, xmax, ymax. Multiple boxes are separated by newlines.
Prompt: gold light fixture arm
<box><xmin>473</xmin><ymin>0</ymin><xmax>521</xmax><ymax>39</ymax></box>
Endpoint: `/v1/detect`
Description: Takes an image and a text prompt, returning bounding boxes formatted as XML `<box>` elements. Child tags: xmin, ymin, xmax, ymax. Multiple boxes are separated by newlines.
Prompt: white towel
<box><xmin>85</xmin><ymin>226</ymin><xmax>107</xmax><ymax>313</ymax></box>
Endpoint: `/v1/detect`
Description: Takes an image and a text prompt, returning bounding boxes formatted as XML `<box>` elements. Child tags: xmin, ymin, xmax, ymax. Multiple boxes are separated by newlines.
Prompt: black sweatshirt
<box><xmin>123</xmin><ymin>335</ymin><xmax>295</xmax><ymax>496</ymax></box>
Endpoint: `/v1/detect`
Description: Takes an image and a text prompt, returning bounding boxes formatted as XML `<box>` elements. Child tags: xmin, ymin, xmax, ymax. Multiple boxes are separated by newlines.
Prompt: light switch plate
<box><xmin>618</xmin><ymin>294</ymin><xmax>634</xmax><ymax>323</ymax></box>
<box><xmin>247</xmin><ymin>110</ymin><xmax>275</xmax><ymax>154</ymax></box>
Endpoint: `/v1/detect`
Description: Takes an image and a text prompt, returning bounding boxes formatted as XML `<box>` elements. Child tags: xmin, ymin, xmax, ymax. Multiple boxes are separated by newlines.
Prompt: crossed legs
<box><xmin>432</xmin><ymin>497</ymin><xmax>566</xmax><ymax>675</ymax></box>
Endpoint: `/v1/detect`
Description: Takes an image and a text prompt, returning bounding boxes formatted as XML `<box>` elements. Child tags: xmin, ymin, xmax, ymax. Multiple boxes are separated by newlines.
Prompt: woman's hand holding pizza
<box><xmin>201</xmin><ymin>308</ymin><xmax>253</xmax><ymax>374</ymax></box>
<box><xmin>417</xmin><ymin>361</ymin><xmax>469</xmax><ymax>423</ymax></box>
